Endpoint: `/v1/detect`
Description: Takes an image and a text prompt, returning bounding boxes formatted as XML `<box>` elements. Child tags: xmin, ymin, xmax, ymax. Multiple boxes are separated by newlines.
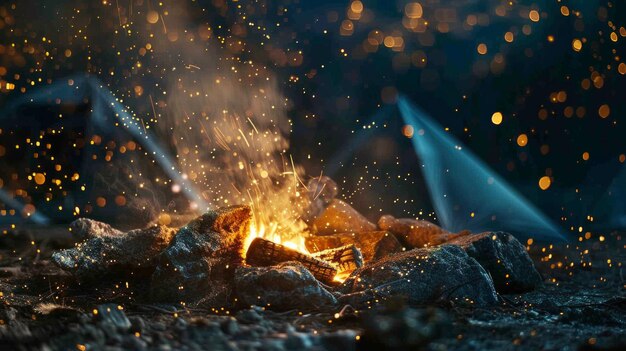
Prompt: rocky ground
<box><xmin>0</xmin><ymin>225</ymin><xmax>624</xmax><ymax>351</ymax></box>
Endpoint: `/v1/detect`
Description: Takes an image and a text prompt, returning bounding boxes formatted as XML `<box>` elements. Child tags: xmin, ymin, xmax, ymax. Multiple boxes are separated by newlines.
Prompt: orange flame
<box><xmin>243</xmin><ymin>219</ymin><xmax>310</xmax><ymax>258</ymax></box>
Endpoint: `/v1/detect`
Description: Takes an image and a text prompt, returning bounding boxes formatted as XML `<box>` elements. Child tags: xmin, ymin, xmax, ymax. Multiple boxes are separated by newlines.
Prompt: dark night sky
<box><xmin>0</xmin><ymin>0</ymin><xmax>625</xmax><ymax>236</ymax></box>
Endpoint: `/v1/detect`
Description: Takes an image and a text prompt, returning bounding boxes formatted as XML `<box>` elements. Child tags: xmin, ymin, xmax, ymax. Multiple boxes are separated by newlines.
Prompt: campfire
<box><xmin>236</xmin><ymin>175</ymin><xmax>472</xmax><ymax>285</ymax></box>
<box><xmin>51</xmin><ymin>174</ymin><xmax>542</xmax><ymax>312</ymax></box>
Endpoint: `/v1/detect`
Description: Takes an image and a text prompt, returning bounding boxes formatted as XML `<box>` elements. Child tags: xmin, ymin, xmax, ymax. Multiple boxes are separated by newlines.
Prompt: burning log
<box><xmin>245</xmin><ymin>237</ymin><xmax>337</xmax><ymax>284</ymax></box>
<box><xmin>311</xmin><ymin>244</ymin><xmax>363</xmax><ymax>276</ymax></box>
<box><xmin>306</xmin><ymin>231</ymin><xmax>404</xmax><ymax>261</ymax></box>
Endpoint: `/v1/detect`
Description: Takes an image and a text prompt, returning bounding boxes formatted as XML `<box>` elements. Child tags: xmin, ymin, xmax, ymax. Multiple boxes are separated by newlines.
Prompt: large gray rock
<box><xmin>151</xmin><ymin>205</ymin><xmax>251</xmax><ymax>305</ymax></box>
<box><xmin>69</xmin><ymin>218</ymin><xmax>124</xmax><ymax>239</ymax></box>
<box><xmin>93</xmin><ymin>304</ymin><xmax>131</xmax><ymax>331</ymax></box>
<box><xmin>234</xmin><ymin>261</ymin><xmax>337</xmax><ymax>311</ymax></box>
<box><xmin>341</xmin><ymin>245</ymin><xmax>498</xmax><ymax>306</ymax></box>
<box><xmin>52</xmin><ymin>220</ymin><xmax>176</xmax><ymax>278</ymax></box>
<box><xmin>446</xmin><ymin>232</ymin><xmax>542</xmax><ymax>293</ymax></box>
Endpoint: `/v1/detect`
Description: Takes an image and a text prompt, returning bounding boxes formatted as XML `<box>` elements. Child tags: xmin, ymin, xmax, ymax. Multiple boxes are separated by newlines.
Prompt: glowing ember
<box><xmin>243</xmin><ymin>218</ymin><xmax>309</xmax><ymax>258</ymax></box>
<box><xmin>243</xmin><ymin>216</ymin><xmax>357</xmax><ymax>283</ymax></box>
<box><xmin>333</xmin><ymin>272</ymin><xmax>351</xmax><ymax>283</ymax></box>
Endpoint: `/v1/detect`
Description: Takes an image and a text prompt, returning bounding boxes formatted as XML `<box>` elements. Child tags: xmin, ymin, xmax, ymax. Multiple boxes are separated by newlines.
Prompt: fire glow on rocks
<box><xmin>50</xmin><ymin>196</ymin><xmax>545</xmax><ymax>314</ymax></box>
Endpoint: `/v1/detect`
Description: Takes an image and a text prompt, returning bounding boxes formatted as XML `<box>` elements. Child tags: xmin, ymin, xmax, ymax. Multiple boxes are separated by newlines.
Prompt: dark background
<box><xmin>0</xmin><ymin>0</ymin><xmax>624</xmax><ymax>237</ymax></box>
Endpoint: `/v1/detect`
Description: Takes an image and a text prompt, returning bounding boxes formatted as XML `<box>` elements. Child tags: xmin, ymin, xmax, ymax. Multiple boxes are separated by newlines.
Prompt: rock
<box><xmin>236</xmin><ymin>308</ymin><xmax>264</xmax><ymax>324</ymax></box>
<box><xmin>93</xmin><ymin>304</ymin><xmax>131</xmax><ymax>331</ymax></box>
<box><xmin>52</xmin><ymin>221</ymin><xmax>176</xmax><ymax>279</ymax></box>
<box><xmin>150</xmin><ymin>206</ymin><xmax>250</xmax><ymax>301</ymax></box>
<box><xmin>0</xmin><ymin>306</ymin><xmax>18</xmax><ymax>324</ymax></box>
<box><xmin>312</xmin><ymin>199</ymin><xmax>376</xmax><ymax>235</ymax></box>
<box><xmin>261</xmin><ymin>339</ymin><xmax>287</xmax><ymax>351</ymax></box>
<box><xmin>151</xmin><ymin>205</ymin><xmax>251</xmax><ymax>305</ymax></box>
<box><xmin>82</xmin><ymin>324</ymin><xmax>106</xmax><ymax>345</ymax></box>
<box><xmin>129</xmin><ymin>316</ymin><xmax>146</xmax><ymax>333</ymax></box>
<box><xmin>173</xmin><ymin>317</ymin><xmax>188</xmax><ymax>331</ymax></box>
<box><xmin>446</xmin><ymin>232</ymin><xmax>542</xmax><ymax>293</ymax></box>
<box><xmin>306</xmin><ymin>231</ymin><xmax>403</xmax><ymax>262</ymax></box>
<box><xmin>378</xmin><ymin>215</ymin><xmax>461</xmax><ymax>248</ymax></box>
<box><xmin>341</xmin><ymin>245</ymin><xmax>498</xmax><ymax>306</ymax></box>
<box><xmin>319</xmin><ymin>330</ymin><xmax>358</xmax><ymax>351</ymax></box>
<box><xmin>220</xmin><ymin>317</ymin><xmax>240</xmax><ymax>335</ymax></box>
<box><xmin>33</xmin><ymin>303</ymin><xmax>83</xmax><ymax>321</ymax></box>
<box><xmin>285</xmin><ymin>328</ymin><xmax>314</xmax><ymax>350</ymax></box>
<box><xmin>234</xmin><ymin>261</ymin><xmax>337</xmax><ymax>311</ymax></box>
<box><xmin>69</xmin><ymin>218</ymin><xmax>123</xmax><ymax>239</ymax></box>
<box><xmin>122</xmin><ymin>336</ymin><xmax>147</xmax><ymax>350</ymax></box>
<box><xmin>332</xmin><ymin>305</ymin><xmax>358</xmax><ymax>323</ymax></box>
<box><xmin>358</xmin><ymin>306</ymin><xmax>450</xmax><ymax>351</ymax></box>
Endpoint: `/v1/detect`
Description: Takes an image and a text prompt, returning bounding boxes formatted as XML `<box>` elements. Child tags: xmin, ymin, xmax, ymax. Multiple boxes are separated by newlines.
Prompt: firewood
<box><xmin>306</xmin><ymin>231</ymin><xmax>404</xmax><ymax>261</ymax></box>
<box><xmin>245</xmin><ymin>237</ymin><xmax>337</xmax><ymax>284</ymax></box>
<box><xmin>312</xmin><ymin>199</ymin><xmax>376</xmax><ymax>235</ymax></box>
<box><xmin>378</xmin><ymin>215</ymin><xmax>461</xmax><ymax>248</ymax></box>
<box><xmin>311</xmin><ymin>244</ymin><xmax>363</xmax><ymax>275</ymax></box>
